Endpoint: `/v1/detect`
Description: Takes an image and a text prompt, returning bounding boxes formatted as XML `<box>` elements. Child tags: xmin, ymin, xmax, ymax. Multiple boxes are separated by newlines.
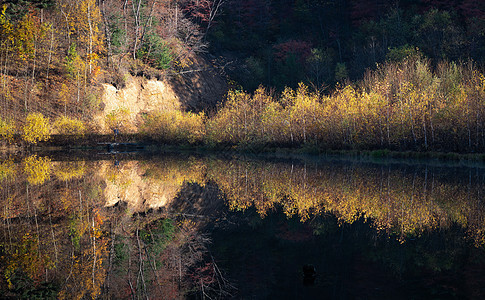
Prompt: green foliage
<box><xmin>307</xmin><ymin>48</ymin><xmax>335</xmax><ymax>88</ymax></box>
<box><xmin>273</xmin><ymin>53</ymin><xmax>305</xmax><ymax>89</ymax></box>
<box><xmin>22</xmin><ymin>113</ymin><xmax>50</xmax><ymax>144</ymax></box>
<box><xmin>244</xmin><ymin>56</ymin><xmax>265</xmax><ymax>91</ymax></box>
<box><xmin>107</xmin><ymin>14</ymin><xmax>126</xmax><ymax>52</ymax></box>
<box><xmin>65</xmin><ymin>44</ymin><xmax>85</xmax><ymax>80</ymax></box>
<box><xmin>2</xmin><ymin>1</ymin><xmax>54</xmax><ymax>21</ymax></box>
<box><xmin>7</xmin><ymin>270</ymin><xmax>58</xmax><ymax>300</ymax></box>
<box><xmin>411</xmin><ymin>9</ymin><xmax>465</xmax><ymax>60</ymax></box>
<box><xmin>386</xmin><ymin>45</ymin><xmax>421</xmax><ymax>62</ymax></box>
<box><xmin>136</xmin><ymin>33</ymin><xmax>173</xmax><ymax>70</ymax></box>
<box><xmin>68</xmin><ymin>217</ymin><xmax>81</xmax><ymax>250</ymax></box>
<box><xmin>335</xmin><ymin>62</ymin><xmax>348</xmax><ymax>82</ymax></box>
<box><xmin>114</xmin><ymin>236</ymin><xmax>128</xmax><ymax>267</ymax></box>
<box><xmin>140</xmin><ymin>219</ymin><xmax>175</xmax><ymax>257</ymax></box>
<box><xmin>209</xmin><ymin>1</ymin><xmax>485</xmax><ymax>92</ymax></box>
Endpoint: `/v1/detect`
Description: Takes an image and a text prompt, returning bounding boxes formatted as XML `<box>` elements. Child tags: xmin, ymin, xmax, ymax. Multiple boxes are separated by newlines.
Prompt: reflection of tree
<box><xmin>59</xmin><ymin>210</ymin><xmax>108</xmax><ymax>300</ymax></box>
<box><xmin>207</xmin><ymin>159</ymin><xmax>485</xmax><ymax>244</ymax></box>
<box><xmin>23</xmin><ymin>155</ymin><xmax>51</xmax><ymax>185</ymax></box>
<box><xmin>0</xmin><ymin>159</ymin><xmax>109</xmax><ymax>299</ymax></box>
<box><xmin>0</xmin><ymin>157</ymin><xmax>226</xmax><ymax>298</ymax></box>
<box><xmin>53</xmin><ymin>161</ymin><xmax>86</xmax><ymax>181</ymax></box>
<box><xmin>0</xmin><ymin>159</ymin><xmax>15</xmax><ymax>181</ymax></box>
<box><xmin>1</xmin><ymin>156</ymin><xmax>485</xmax><ymax>298</ymax></box>
<box><xmin>101</xmin><ymin>216</ymin><xmax>232</xmax><ymax>299</ymax></box>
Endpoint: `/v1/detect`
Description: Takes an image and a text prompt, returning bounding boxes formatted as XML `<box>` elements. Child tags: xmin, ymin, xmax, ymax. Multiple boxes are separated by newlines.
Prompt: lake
<box><xmin>1</xmin><ymin>152</ymin><xmax>484</xmax><ymax>299</ymax></box>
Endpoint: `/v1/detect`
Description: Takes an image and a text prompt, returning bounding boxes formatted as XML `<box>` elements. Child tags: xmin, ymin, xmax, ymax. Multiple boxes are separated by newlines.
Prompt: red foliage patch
<box><xmin>273</xmin><ymin>40</ymin><xmax>312</xmax><ymax>63</ymax></box>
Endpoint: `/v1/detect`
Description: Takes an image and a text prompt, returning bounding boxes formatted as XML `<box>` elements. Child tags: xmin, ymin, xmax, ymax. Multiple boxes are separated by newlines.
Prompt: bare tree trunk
<box><xmin>132</xmin><ymin>0</ymin><xmax>143</xmax><ymax>59</ymax></box>
<box><xmin>30</xmin><ymin>38</ymin><xmax>38</xmax><ymax>108</ymax></box>
<box><xmin>123</xmin><ymin>0</ymin><xmax>129</xmax><ymax>55</ymax></box>
<box><xmin>136</xmin><ymin>229</ymin><xmax>149</xmax><ymax>299</ymax></box>
<box><xmin>92</xmin><ymin>217</ymin><xmax>97</xmax><ymax>292</ymax></box>
<box><xmin>100</xmin><ymin>0</ymin><xmax>112</xmax><ymax>66</ymax></box>
<box><xmin>61</xmin><ymin>8</ymin><xmax>71</xmax><ymax>47</ymax></box>
<box><xmin>23</xmin><ymin>68</ymin><xmax>29</xmax><ymax>113</ymax></box>
<box><xmin>386</xmin><ymin>92</ymin><xmax>391</xmax><ymax>145</ymax></box>
<box><xmin>49</xmin><ymin>206</ymin><xmax>58</xmax><ymax>264</ymax></box>
<box><xmin>410</xmin><ymin>109</ymin><xmax>417</xmax><ymax>146</ymax></box>
<box><xmin>204</xmin><ymin>0</ymin><xmax>226</xmax><ymax>41</ymax></box>
<box><xmin>422</xmin><ymin>115</ymin><xmax>428</xmax><ymax>149</ymax></box>
<box><xmin>87</xmin><ymin>1</ymin><xmax>94</xmax><ymax>73</ymax></box>
<box><xmin>46</xmin><ymin>24</ymin><xmax>55</xmax><ymax>82</ymax></box>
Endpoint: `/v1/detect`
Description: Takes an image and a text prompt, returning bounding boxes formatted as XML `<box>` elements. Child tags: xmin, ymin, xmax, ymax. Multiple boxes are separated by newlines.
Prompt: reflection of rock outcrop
<box><xmin>0</xmin><ymin>158</ymin><xmax>216</xmax><ymax>300</ymax></box>
<box><xmin>101</xmin><ymin>161</ymin><xmax>178</xmax><ymax>210</ymax></box>
<box><xmin>99</xmin><ymin>159</ymin><xmax>206</xmax><ymax>211</ymax></box>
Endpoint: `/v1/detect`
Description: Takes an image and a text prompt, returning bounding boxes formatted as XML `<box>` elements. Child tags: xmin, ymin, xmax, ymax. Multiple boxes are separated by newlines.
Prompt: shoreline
<box><xmin>2</xmin><ymin>134</ymin><xmax>485</xmax><ymax>167</ymax></box>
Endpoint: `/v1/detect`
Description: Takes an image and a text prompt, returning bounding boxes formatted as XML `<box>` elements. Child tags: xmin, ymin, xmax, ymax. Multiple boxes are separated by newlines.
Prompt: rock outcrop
<box><xmin>95</xmin><ymin>55</ymin><xmax>228</xmax><ymax>133</ymax></box>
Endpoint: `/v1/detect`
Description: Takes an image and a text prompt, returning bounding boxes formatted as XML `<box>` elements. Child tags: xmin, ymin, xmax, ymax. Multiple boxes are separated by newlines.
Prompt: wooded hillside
<box><xmin>0</xmin><ymin>0</ymin><xmax>484</xmax><ymax>152</ymax></box>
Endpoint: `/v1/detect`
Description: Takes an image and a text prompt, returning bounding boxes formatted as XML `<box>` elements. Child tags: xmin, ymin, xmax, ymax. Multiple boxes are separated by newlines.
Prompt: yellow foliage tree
<box><xmin>22</xmin><ymin>112</ymin><xmax>50</xmax><ymax>144</ymax></box>
<box><xmin>53</xmin><ymin>116</ymin><xmax>85</xmax><ymax>136</ymax></box>
<box><xmin>0</xmin><ymin>5</ymin><xmax>13</xmax><ymax>45</ymax></box>
<box><xmin>23</xmin><ymin>155</ymin><xmax>51</xmax><ymax>185</ymax></box>
<box><xmin>0</xmin><ymin>159</ymin><xmax>15</xmax><ymax>181</ymax></box>
<box><xmin>140</xmin><ymin>110</ymin><xmax>206</xmax><ymax>143</ymax></box>
<box><xmin>54</xmin><ymin>162</ymin><xmax>86</xmax><ymax>181</ymax></box>
<box><xmin>60</xmin><ymin>0</ymin><xmax>104</xmax><ymax>76</ymax></box>
<box><xmin>0</xmin><ymin>117</ymin><xmax>15</xmax><ymax>142</ymax></box>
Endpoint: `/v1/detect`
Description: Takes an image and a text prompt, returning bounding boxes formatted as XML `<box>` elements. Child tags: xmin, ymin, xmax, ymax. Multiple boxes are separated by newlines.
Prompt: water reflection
<box><xmin>0</xmin><ymin>154</ymin><xmax>484</xmax><ymax>299</ymax></box>
<box><xmin>207</xmin><ymin>159</ymin><xmax>485</xmax><ymax>244</ymax></box>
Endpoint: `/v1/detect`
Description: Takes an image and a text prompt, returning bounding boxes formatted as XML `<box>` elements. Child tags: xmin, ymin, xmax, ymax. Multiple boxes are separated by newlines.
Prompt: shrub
<box><xmin>53</xmin><ymin>116</ymin><xmax>85</xmax><ymax>136</ymax></box>
<box><xmin>22</xmin><ymin>113</ymin><xmax>50</xmax><ymax>144</ymax></box>
<box><xmin>386</xmin><ymin>45</ymin><xmax>422</xmax><ymax>62</ymax></box>
<box><xmin>0</xmin><ymin>118</ymin><xmax>15</xmax><ymax>142</ymax></box>
<box><xmin>23</xmin><ymin>155</ymin><xmax>51</xmax><ymax>185</ymax></box>
<box><xmin>54</xmin><ymin>162</ymin><xmax>86</xmax><ymax>181</ymax></box>
<box><xmin>141</xmin><ymin>110</ymin><xmax>205</xmax><ymax>143</ymax></box>
<box><xmin>105</xmin><ymin>108</ymin><xmax>130</xmax><ymax>133</ymax></box>
<box><xmin>0</xmin><ymin>159</ymin><xmax>15</xmax><ymax>181</ymax></box>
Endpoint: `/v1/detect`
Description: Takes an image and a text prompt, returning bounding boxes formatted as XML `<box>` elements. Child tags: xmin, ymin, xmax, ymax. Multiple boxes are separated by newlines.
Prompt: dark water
<box><xmin>0</xmin><ymin>153</ymin><xmax>485</xmax><ymax>299</ymax></box>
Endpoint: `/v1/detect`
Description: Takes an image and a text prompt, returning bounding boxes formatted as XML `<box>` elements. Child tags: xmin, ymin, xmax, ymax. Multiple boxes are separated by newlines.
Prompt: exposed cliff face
<box><xmin>95</xmin><ymin>56</ymin><xmax>228</xmax><ymax>133</ymax></box>
<box><xmin>95</xmin><ymin>77</ymin><xmax>182</xmax><ymax>133</ymax></box>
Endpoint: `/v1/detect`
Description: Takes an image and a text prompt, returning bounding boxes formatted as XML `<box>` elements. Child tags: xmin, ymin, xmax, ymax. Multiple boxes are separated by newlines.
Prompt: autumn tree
<box><xmin>22</xmin><ymin>112</ymin><xmax>50</xmax><ymax>144</ymax></box>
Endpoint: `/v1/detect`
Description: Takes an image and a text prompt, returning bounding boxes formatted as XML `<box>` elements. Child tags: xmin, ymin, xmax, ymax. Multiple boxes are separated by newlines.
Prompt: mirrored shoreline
<box><xmin>1</xmin><ymin>153</ymin><xmax>484</xmax><ymax>299</ymax></box>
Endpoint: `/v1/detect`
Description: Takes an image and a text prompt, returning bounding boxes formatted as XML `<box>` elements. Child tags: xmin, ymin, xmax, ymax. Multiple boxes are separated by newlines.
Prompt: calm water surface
<box><xmin>1</xmin><ymin>153</ymin><xmax>485</xmax><ymax>299</ymax></box>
